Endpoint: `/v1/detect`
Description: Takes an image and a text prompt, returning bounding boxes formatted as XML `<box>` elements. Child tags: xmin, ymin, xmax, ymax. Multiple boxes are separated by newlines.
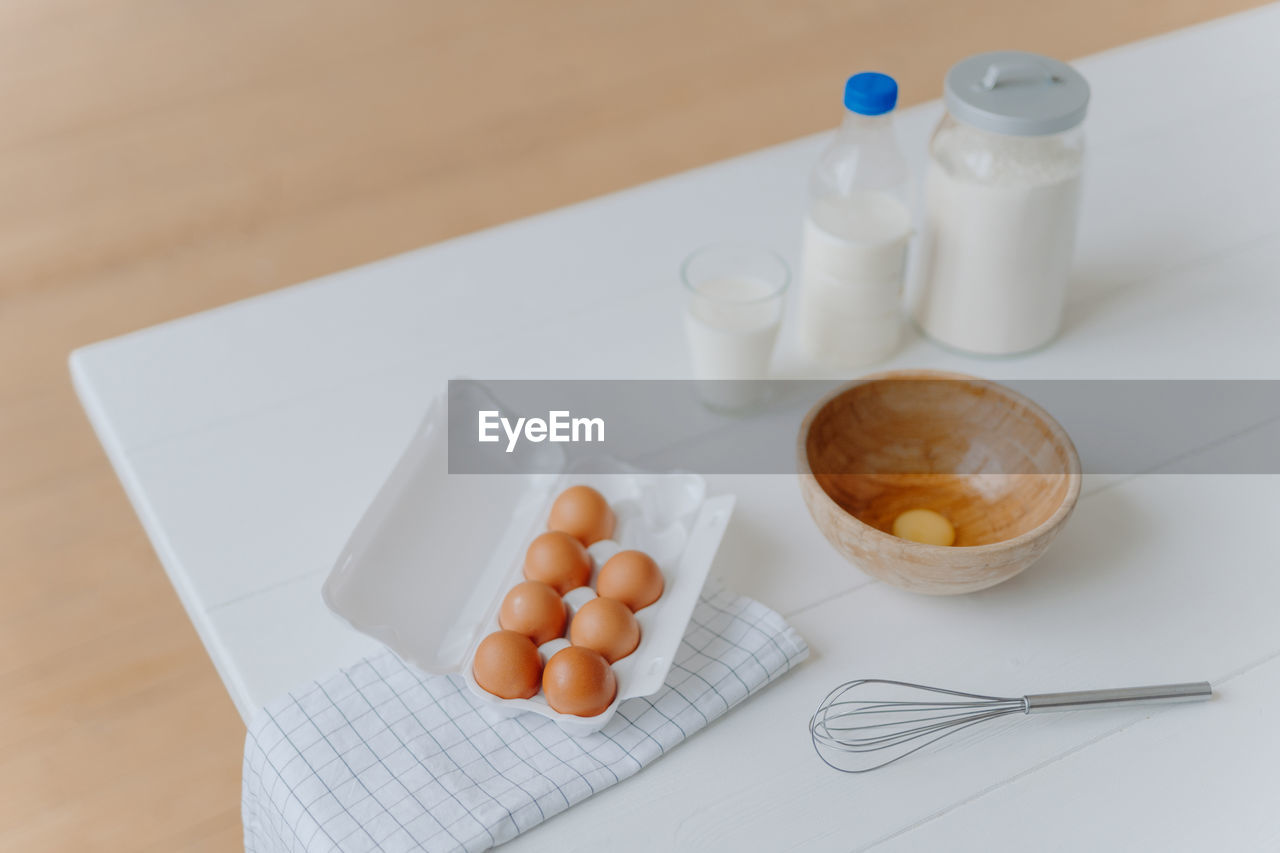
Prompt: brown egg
<box><xmin>596</xmin><ymin>550</ymin><xmax>664</xmax><ymax>611</ymax></box>
<box><xmin>472</xmin><ymin>630</ymin><xmax>542</xmax><ymax>700</ymax></box>
<box><xmin>498</xmin><ymin>580</ymin><xmax>567</xmax><ymax>645</ymax></box>
<box><xmin>568</xmin><ymin>596</ymin><xmax>640</xmax><ymax>663</ymax></box>
<box><xmin>523</xmin><ymin>531</ymin><xmax>592</xmax><ymax>595</ymax></box>
<box><xmin>542</xmin><ymin>646</ymin><xmax>618</xmax><ymax>717</ymax></box>
<box><xmin>547</xmin><ymin>485</ymin><xmax>615</xmax><ymax>546</ymax></box>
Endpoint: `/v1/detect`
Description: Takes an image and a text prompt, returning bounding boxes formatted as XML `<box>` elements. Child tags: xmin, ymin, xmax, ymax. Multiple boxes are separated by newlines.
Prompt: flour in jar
<box><xmin>912</xmin><ymin>121</ymin><xmax>1083</xmax><ymax>356</ymax></box>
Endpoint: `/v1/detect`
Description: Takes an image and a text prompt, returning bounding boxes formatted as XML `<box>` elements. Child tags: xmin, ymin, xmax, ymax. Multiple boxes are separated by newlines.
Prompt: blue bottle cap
<box><xmin>843</xmin><ymin>72</ymin><xmax>898</xmax><ymax>116</ymax></box>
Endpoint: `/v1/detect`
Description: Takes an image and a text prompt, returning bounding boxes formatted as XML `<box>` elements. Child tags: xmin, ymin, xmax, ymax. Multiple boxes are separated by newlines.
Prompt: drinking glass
<box><xmin>680</xmin><ymin>243</ymin><xmax>789</xmax><ymax>411</ymax></box>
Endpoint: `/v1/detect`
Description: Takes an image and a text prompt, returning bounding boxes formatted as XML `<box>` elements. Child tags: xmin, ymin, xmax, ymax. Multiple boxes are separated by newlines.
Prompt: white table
<box><xmin>73</xmin><ymin>6</ymin><xmax>1280</xmax><ymax>851</ymax></box>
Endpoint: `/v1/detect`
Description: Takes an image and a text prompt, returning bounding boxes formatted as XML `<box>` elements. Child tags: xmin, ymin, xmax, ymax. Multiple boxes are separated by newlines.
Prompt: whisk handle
<box><xmin>1024</xmin><ymin>681</ymin><xmax>1212</xmax><ymax>713</ymax></box>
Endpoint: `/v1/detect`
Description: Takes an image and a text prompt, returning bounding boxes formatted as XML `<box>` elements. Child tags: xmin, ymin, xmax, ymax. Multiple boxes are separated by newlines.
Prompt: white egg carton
<box><xmin>459</xmin><ymin>474</ymin><xmax>733</xmax><ymax>735</ymax></box>
<box><xmin>322</xmin><ymin>382</ymin><xmax>734</xmax><ymax>736</ymax></box>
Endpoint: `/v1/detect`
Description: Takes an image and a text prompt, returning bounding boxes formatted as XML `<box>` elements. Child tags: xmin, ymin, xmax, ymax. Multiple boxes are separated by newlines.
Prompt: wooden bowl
<box><xmin>797</xmin><ymin>371</ymin><xmax>1081</xmax><ymax>595</ymax></box>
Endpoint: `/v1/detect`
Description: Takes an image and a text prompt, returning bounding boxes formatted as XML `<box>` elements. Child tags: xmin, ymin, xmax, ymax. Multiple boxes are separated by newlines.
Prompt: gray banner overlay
<box><xmin>447</xmin><ymin>379</ymin><xmax>1280</xmax><ymax>475</ymax></box>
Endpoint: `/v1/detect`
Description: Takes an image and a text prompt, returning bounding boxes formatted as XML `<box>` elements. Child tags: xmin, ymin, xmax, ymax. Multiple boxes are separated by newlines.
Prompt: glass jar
<box><xmin>912</xmin><ymin>52</ymin><xmax>1089</xmax><ymax>355</ymax></box>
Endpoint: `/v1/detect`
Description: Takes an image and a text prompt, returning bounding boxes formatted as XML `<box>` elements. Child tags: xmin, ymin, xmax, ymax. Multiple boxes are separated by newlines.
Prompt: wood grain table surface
<box><xmin>1</xmin><ymin>1</ymin><xmax>1264</xmax><ymax>849</ymax></box>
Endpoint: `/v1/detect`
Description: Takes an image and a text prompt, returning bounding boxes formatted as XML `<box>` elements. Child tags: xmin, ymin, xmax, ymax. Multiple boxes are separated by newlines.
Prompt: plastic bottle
<box><xmin>799</xmin><ymin>72</ymin><xmax>912</xmax><ymax>369</ymax></box>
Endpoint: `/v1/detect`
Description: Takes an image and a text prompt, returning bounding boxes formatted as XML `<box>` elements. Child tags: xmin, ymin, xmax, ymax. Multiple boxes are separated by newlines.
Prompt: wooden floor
<box><xmin>0</xmin><ymin>1</ymin><xmax>1262</xmax><ymax>849</ymax></box>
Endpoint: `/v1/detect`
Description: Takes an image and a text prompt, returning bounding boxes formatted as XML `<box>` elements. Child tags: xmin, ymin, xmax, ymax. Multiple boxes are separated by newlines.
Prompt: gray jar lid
<box><xmin>944</xmin><ymin>50</ymin><xmax>1089</xmax><ymax>135</ymax></box>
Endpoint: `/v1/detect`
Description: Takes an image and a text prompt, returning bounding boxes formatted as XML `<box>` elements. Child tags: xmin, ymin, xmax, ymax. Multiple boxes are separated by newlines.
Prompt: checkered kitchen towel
<box><xmin>242</xmin><ymin>580</ymin><xmax>808</xmax><ymax>853</ymax></box>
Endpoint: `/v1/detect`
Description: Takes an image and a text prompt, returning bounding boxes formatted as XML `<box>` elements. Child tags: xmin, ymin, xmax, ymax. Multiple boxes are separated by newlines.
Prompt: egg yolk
<box><xmin>892</xmin><ymin>508</ymin><xmax>956</xmax><ymax>546</ymax></box>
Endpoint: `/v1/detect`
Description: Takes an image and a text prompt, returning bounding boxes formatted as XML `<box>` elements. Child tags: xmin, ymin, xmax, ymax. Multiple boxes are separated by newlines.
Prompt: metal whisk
<box><xmin>810</xmin><ymin>678</ymin><xmax>1212</xmax><ymax>773</ymax></box>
